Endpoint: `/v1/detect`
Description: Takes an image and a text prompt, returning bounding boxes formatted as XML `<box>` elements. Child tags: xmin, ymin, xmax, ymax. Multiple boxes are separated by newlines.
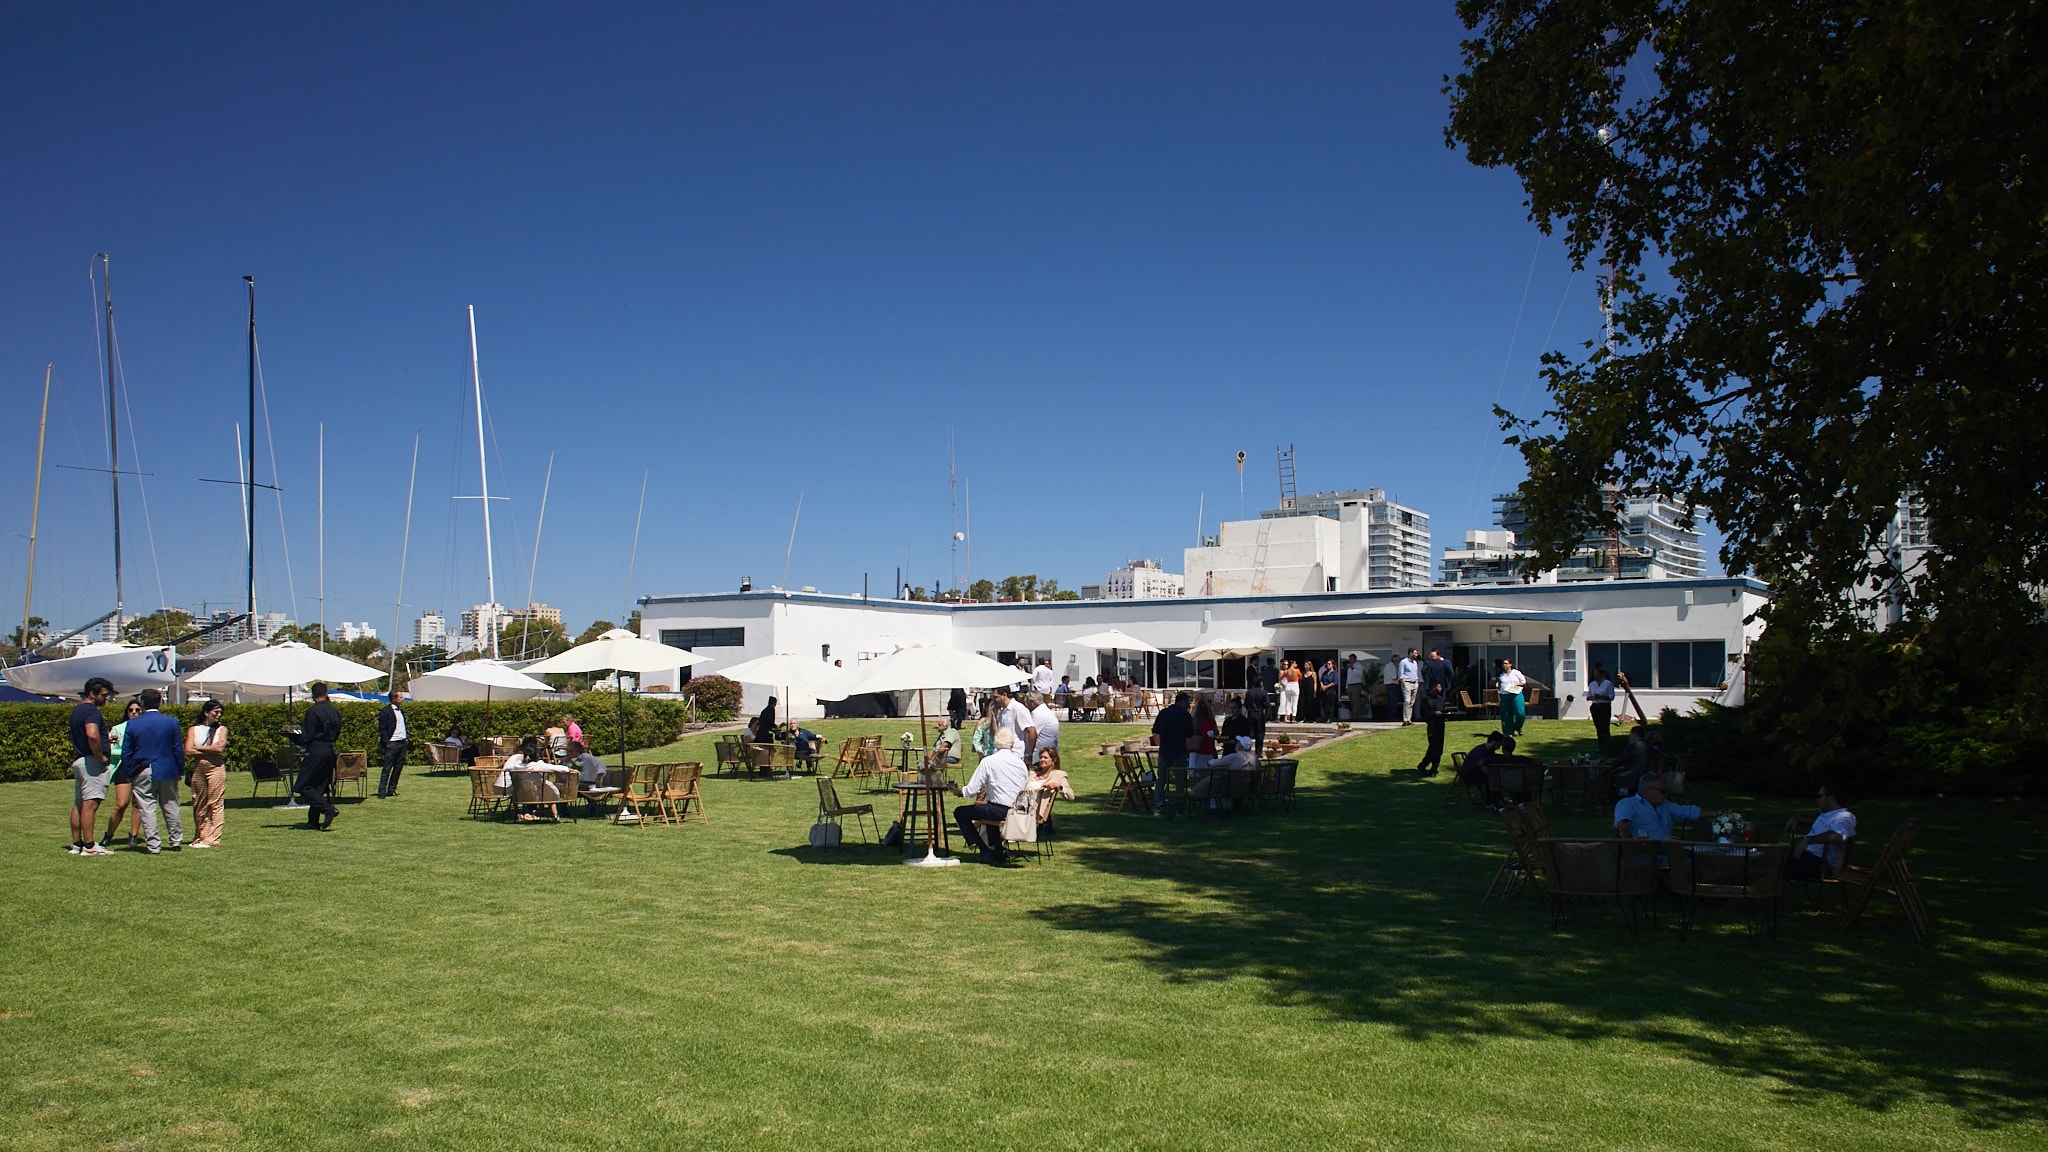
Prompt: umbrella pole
<box><xmin>618</xmin><ymin>676</ymin><xmax>628</xmax><ymax>773</ymax></box>
<box><xmin>918</xmin><ymin>689</ymin><xmax>928</xmax><ymax>748</ymax></box>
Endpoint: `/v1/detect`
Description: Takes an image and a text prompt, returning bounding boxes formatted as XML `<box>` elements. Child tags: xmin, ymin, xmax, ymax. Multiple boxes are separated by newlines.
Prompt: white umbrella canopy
<box><xmin>406</xmin><ymin>659</ymin><xmax>552</xmax><ymax>702</ymax></box>
<box><xmin>523</xmin><ymin>628</ymin><xmax>709</xmax><ymax>676</ymax></box>
<box><xmin>180</xmin><ymin>641</ymin><xmax>385</xmax><ymax>690</ymax></box>
<box><xmin>833</xmin><ymin>644</ymin><xmax>1034</xmax><ymax>696</ymax></box>
<box><xmin>1177</xmin><ymin>638</ymin><xmax>1268</xmax><ymax>661</ymax></box>
<box><xmin>1066</xmin><ymin>629</ymin><xmax>1166</xmax><ymax>654</ymax></box>
<box><xmin>715</xmin><ymin>652</ymin><xmax>843</xmax><ymax>696</ymax></box>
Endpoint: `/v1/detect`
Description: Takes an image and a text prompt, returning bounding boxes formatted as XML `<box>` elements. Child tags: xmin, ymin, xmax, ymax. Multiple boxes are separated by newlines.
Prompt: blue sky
<box><xmin>0</xmin><ymin>2</ymin><xmax>1665</xmax><ymax>641</ymax></box>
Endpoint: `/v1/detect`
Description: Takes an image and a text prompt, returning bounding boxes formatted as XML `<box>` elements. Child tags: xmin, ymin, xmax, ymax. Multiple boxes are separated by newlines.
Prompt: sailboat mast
<box><xmin>98</xmin><ymin>254</ymin><xmax>123</xmax><ymax>626</ymax></box>
<box><xmin>520</xmin><ymin>451</ymin><xmax>553</xmax><ymax>659</ymax></box>
<box><xmin>467</xmin><ymin>305</ymin><xmax>499</xmax><ymax>659</ymax></box>
<box><xmin>22</xmin><ymin>364</ymin><xmax>51</xmax><ymax>647</ymax></box>
<box><xmin>389</xmin><ymin>433</ymin><xmax>419</xmax><ymax>691</ymax></box>
<box><xmin>318</xmin><ymin>422</ymin><xmax>325</xmax><ymax>652</ymax></box>
<box><xmin>244</xmin><ymin>276</ymin><xmax>257</xmax><ymax>624</ymax></box>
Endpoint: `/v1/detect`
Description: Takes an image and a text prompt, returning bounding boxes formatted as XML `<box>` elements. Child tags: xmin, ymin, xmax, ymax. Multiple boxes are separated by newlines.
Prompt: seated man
<box><xmin>1191</xmin><ymin>736</ymin><xmax>1258</xmax><ymax>799</ymax></box>
<box><xmin>1613</xmin><ymin>773</ymin><xmax>1716</xmax><ymax>842</ymax></box>
<box><xmin>789</xmin><ymin>726</ymin><xmax>823</xmax><ymax>769</ymax></box>
<box><xmin>925</xmin><ymin>717</ymin><xmax>962</xmax><ymax>771</ymax></box>
<box><xmin>951</xmin><ymin>727</ymin><xmax>1030</xmax><ymax>864</ymax></box>
<box><xmin>1786</xmin><ymin>784</ymin><xmax>1856</xmax><ymax>880</ymax></box>
<box><xmin>569</xmin><ymin>740</ymin><xmax>608</xmax><ymax>788</ymax></box>
<box><xmin>1457</xmin><ymin>732</ymin><xmax>1508</xmax><ymax>795</ymax></box>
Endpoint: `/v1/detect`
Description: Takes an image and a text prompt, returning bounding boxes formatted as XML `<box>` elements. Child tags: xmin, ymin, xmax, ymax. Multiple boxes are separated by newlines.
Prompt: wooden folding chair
<box><xmin>1838</xmin><ymin>818</ymin><xmax>1930</xmax><ymax>944</ymax></box>
<box><xmin>815</xmin><ymin>777</ymin><xmax>878</xmax><ymax>843</ymax></box>
<box><xmin>830</xmin><ymin>738</ymin><xmax>865</xmax><ymax>778</ymax></box>
<box><xmin>613</xmin><ymin>762</ymin><xmax>664</xmax><ymax>826</ymax></box>
<box><xmin>1443</xmin><ymin>751</ymin><xmax>1485</xmax><ymax>808</ymax></box>
<box><xmin>660</xmin><ymin>761</ymin><xmax>706</xmax><ymax>824</ymax></box>
<box><xmin>1104</xmin><ymin>753</ymin><xmax>1151</xmax><ymax>814</ymax></box>
<box><xmin>1482</xmin><ymin>804</ymin><xmax>1544</xmax><ymax>906</ymax></box>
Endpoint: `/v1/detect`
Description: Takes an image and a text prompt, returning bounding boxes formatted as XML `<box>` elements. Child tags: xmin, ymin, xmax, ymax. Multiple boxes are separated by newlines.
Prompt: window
<box><xmin>1561</xmin><ymin>649</ymin><xmax>1578</xmax><ymax>684</ymax></box>
<box><xmin>1168</xmin><ymin>656</ymin><xmax>1217</xmax><ymax>689</ymax></box>
<box><xmin>1586</xmin><ymin>640</ymin><xmax>1726</xmax><ymax>689</ymax></box>
<box><xmin>660</xmin><ymin>627</ymin><xmax>745</xmax><ymax>649</ymax></box>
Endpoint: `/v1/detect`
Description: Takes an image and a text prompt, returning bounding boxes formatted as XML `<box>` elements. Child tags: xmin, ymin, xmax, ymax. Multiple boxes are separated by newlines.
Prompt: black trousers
<box><xmin>1590</xmin><ymin>702</ymin><xmax>1613</xmax><ymax>747</ymax></box>
<box><xmin>953</xmin><ymin>802</ymin><xmax>1011</xmax><ymax>856</ymax></box>
<box><xmin>380</xmin><ymin>740</ymin><xmax>409</xmax><ymax>796</ymax></box>
<box><xmin>297</xmin><ymin>745</ymin><xmax>338</xmax><ymax>827</ymax></box>
<box><xmin>1418</xmin><ymin>720</ymin><xmax>1445</xmax><ymax>771</ymax></box>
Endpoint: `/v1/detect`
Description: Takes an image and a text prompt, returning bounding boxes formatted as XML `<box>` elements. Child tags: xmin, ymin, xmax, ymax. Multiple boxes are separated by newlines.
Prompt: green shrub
<box><xmin>680</xmin><ymin>675</ymin><xmax>741</xmax><ymax>722</ymax></box>
<box><xmin>0</xmin><ymin>692</ymin><xmax>694</xmax><ymax>784</ymax></box>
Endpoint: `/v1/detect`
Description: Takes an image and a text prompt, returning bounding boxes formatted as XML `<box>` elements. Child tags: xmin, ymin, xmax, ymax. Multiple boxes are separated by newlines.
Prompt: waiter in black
<box><xmin>377</xmin><ymin>689</ymin><xmax>410</xmax><ymax>798</ymax></box>
<box><xmin>290</xmin><ymin>682</ymin><xmax>344</xmax><ymax>830</ymax></box>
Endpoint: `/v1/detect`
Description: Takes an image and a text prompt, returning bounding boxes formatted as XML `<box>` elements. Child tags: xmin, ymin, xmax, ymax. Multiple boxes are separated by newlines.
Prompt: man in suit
<box><xmin>290</xmin><ymin>682</ymin><xmax>343</xmax><ymax>830</ymax></box>
<box><xmin>377</xmin><ymin>689</ymin><xmax>410</xmax><ymax>798</ymax></box>
<box><xmin>123</xmin><ymin>688</ymin><xmax>185</xmax><ymax>855</ymax></box>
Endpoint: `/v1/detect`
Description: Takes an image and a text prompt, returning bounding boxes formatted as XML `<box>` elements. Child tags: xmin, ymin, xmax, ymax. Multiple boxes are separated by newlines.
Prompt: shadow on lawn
<box><xmin>1035</xmin><ymin>755</ymin><xmax>2048</xmax><ymax>1125</ymax></box>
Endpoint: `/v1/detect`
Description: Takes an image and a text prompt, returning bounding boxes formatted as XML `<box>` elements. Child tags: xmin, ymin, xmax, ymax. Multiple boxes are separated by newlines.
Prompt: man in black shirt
<box><xmin>1415</xmin><ymin>682</ymin><xmax>1449</xmax><ymax>776</ymax></box>
<box><xmin>1421</xmin><ymin>648</ymin><xmax>1454</xmax><ymax>699</ymax></box>
<box><xmin>67</xmin><ymin>677</ymin><xmax>116</xmax><ymax>856</ymax></box>
<box><xmin>1242</xmin><ymin>680</ymin><xmax>1270</xmax><ymax>755</ymax></box>
<box><xmin>290</xmin><ymin>682</ymin><xmax>344</xmax><ymax>830</ymax></box>
<box><xmin>1149</xmin><ymin>691</ymin><xmax>1195</xmax><ymax>810</ymax></box>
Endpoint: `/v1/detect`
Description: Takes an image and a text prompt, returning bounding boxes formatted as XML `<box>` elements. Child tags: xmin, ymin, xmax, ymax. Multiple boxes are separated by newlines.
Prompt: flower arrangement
<box><xmin>1711</xmin><ymin>811</ymin><xmax>1745</xmax><ymax>839</ymax></box>
<box><xmin>900</xmin><ymin>732</ymin><xmax>915</xmax><ymax>747</ymax></box>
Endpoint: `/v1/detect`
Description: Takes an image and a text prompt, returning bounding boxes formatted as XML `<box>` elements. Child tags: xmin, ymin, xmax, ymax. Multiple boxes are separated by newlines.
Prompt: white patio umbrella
<box><xmin>180</xmin><ymin>641</ymin><xmax>385</xmax><ymax>696</ymax></box>
<box><xmin>407</xmin><ymin>659</ymin><xmax>552</xmax><ymax>702</ymax></box>
<box><xmin>1067</xmin><ymin>628</ymin><xmax>1166</xmax><ymax>690</ymax></box>
<box><xmin>523</xmin><ymin>629</ymin><xmax>710</xmax><ymax>770</ymax></box>
<box><xmin>715</xmin><ymin>652</ymin><xmax>846</xmax><ymax>747</ymax></box>
<box><xmin>831</xmin><ymin>644</ymin><xmax>1027</xmax><ymax>868</ymax></box>
<box><xmin>1176</xmin><ymin>638</ymin><xmax>1267</xmax><ymax>661</ymax></box>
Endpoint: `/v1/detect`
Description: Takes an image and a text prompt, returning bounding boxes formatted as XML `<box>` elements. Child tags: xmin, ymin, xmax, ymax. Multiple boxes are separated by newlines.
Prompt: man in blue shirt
<box><xmin>1613</xmin><ymin>774</ymin><xmax>1715</xmax><ymax>842</ymax></box>
<box><xmin>122</xmin><ymin>688</ymin><xmax>186</xmax><ymax>855</ymax></box>
<box><xmin>67</xmin><ymin>677</ymin><xmax>116</xmax><ymax>856</ymax></box>
<box><xmin>1149</xmin><ymin>691</ymin><xmax>1195</xmax><ymax>810</ymax></box>
<box><xmin>1397</xmin><ymin>649</ymin><xmax>1423</xmax><ymax>725</ymax></box>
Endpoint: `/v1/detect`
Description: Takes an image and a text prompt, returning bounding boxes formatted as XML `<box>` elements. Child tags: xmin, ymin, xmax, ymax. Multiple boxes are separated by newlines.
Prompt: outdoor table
<box><xmin>888</xmin><ymin>745</ymin><xmax>932</xmax><ymax>776</ymax></box>
<box><xmin>894</xmin><ymin>777</ymin><xmax>952</xmax><ymax>857</ymax></box>
<box><xmin>503</xmin><ymin>766</ymin><xmax>577</xmax><ymax>821</ymax></box>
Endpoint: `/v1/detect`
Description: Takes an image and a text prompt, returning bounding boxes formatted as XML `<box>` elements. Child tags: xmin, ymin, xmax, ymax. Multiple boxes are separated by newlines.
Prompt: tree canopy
<box><xmin>1447</xmin><ymin>0</ymin><xmax>2048</xmax><ymax>633</ymax></box>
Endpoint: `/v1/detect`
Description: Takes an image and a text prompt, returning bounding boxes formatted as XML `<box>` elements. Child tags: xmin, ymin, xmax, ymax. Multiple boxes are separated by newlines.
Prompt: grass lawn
<box><xmin>2</xmin><ymin>717</ymin><xmax>2044</xmax><ymax>1151</ymax></box>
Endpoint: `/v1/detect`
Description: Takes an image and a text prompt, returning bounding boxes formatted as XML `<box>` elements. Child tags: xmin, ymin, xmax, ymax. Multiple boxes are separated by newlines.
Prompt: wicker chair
<box><xmin>1532</xmin><ymin>837</ymin><xmax>1661</xmax><ymax>932</ymax></box>
<box><xmin>333</xmin><ymin>751</ymin><xmax>370</xmax><ymax>799</ymax></box>
<box><xmin>1663</xmin><ymin>840</ymin><xmax>1790</xmax><ymax>940</ymax></box>
<box><xmin>815</xmin><ymin>777</ymin><xmax>878</xmax><ymax>844</ymax></box>
<box><xmin>424</xmin><ymin>742</ymin><xmax>464</xmax><ymax>770</ymax></box>
<box><xmin>467</xmin><ymin>768</ymin><xmax>506</xmax><ymax>820</ymax></box>
<box><xmin>746</xmin><ymin>742</ymin><xmax>795</xmax><ymax>779</ymax></box>
<box><xmin>714</xmin><ymin>735</ymin><xmax>748</xmax><ymax>778</ymax></box>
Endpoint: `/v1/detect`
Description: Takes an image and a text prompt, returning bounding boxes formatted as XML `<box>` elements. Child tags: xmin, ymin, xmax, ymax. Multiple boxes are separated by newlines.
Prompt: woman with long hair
<box><xmin>185</xmin><ymin>699</ymin><xmax>229</xmax><ymax>848</ymax></box>
<box><xmin>99</xmin><ymin>698</ymin><xmax>144</xmax><ymax>849</ymax></box>
<box><xmin>1278</xmin><ymin>661</ymin><xmax>1301</xmax><ymax>722</ymax></box>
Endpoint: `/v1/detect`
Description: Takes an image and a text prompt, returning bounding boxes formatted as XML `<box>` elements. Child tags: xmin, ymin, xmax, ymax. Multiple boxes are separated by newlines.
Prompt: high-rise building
<box><xmin>1444</xmin><ymin>488</ymin><xmax>1707</xmax><ymax>585</ymax></box>
<box><xmin>335</xmin><ymin>621</ymin><xmax>377</xmax><ymax>643</ymax></box>
<box><xmin>1254</xmin><ymin>488</ymin><xmax>1433</xmax><ymax>590</ymax></box>
<box><xmin>413</xmin><ymin>610</ymin><xmax>448</xmax><ymax>648</ymax></box>
<box><xmin>502</xmin><ymin>602</ymin><xmax>562</xmax><ymax>628</ymax></box>
<box><xmin>1104</xmin><ymin>560</ymin><xmax>1184</xmax><ymax>600</ymax></box>
<box><xmin>461</xmin><ymin>602</ymin><xmax>507</xmax><ymax>644</ymax></box>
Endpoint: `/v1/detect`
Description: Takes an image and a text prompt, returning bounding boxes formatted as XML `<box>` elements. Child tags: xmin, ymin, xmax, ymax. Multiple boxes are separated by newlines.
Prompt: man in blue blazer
<box><xmin>123</xmin><ymin>688</ymin><xmax>185</xmax><ymax>854</ymax></box>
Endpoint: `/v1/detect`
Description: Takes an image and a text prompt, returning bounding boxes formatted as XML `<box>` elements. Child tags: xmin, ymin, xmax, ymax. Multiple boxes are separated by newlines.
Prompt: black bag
<box><xmin>883</xmin><ymin>820</ymin><xmax>904</xmax><ymax>849</ymax></box>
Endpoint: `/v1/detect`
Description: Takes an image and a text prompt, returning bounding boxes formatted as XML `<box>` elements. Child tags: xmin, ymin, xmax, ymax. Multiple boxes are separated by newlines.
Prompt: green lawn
<box><xmin>2</xmin><ymin>718</ymin><xmax>2043</xmax><ymax>1150</ymax></box>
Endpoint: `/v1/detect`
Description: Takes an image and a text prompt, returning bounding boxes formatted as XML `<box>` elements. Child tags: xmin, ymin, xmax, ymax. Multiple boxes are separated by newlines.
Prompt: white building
<box><xmin>1492</xmin><ymin>489</ymin><xmax>1706</xmax><ymax>582</ymax></box>
<box><xmin>1264</xmin><ymin>488</ymin><xmax>1432</xmax><ymax>590</ymax></box>
<box><xmin>255</xmin><ymin>612</ymin><xmax>292</xmax><ymax>642</ymax></box>
<box><xmin>1438</xmin><ymin>529</ymin><xmax>1526</xmax><ymax>586</ymax></box>
<box><xmin>1105</xmin><ymin>559</ymin><xmax>1185</xmax><ymax>600</ymax></box>
<box><xmin>413</xmin><ymin>610</ymin><xmax>448</xmax><ymax>648</ymax></box>
<box><xmin>641</xmin><ymin>577</ymin><xmax>1767</xmax><ymax>721</ymax></box>
<box><xmin>335</xmin><ymin>621</ymin><xmax>377</xmax><ymax>643</ymax></box>
<box><xmin>461</xmin><ymin>602</ymin><xmax>507</xmax><ymax>644</ymax></box>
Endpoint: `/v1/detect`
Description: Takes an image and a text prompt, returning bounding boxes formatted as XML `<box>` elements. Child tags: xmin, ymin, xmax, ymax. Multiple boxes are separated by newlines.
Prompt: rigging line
<box><xmin>1464</xmin><ymin>232</ymin><xmax>1546</xmax><ymax>524</ymax></box>
<box><xmin>1477</xmin><ymin>268</ymin><xmax>1582</xmax><ymax>511</ymax></box>
<box><xmin>252</xmin><ymin>331</ymin><xmax>301</xmax><ymax>625</ymax></box>
<box><xmin>109</xmin><ymin>331</ymin><xmax>169</xmax><ymax>615</ymax></box>
<box><xmin>477</xmin><ymin>387</ymin><xmax>527</xmax><ymax>608</ymax></box>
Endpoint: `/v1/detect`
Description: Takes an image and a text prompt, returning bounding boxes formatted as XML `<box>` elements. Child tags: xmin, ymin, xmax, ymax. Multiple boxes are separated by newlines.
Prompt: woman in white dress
<box><xmin>1278</xmin><ymin>661</ymin><xmax>1301</xmax><ymax>722</ymax></box>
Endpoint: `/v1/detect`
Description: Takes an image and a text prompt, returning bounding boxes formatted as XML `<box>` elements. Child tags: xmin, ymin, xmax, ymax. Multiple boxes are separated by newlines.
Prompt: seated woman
<box><xmin>545</xmin><ymin>718</ymin><xmax>569</xmax><ymax>760</ymax></box>
<box><xmin>446</xmin><ymin>722</ymin><xmax>477</xmax><ymax>766</ymax></box>
<box><xmin>1028</xmin><ymin>747</ymin><xmax>1075</xmax><ymax>835</ymax></box>
<box><xmin>501</xmin><ymin>736</ymin><xmax>564</xmax><ymax>822</ymax></box>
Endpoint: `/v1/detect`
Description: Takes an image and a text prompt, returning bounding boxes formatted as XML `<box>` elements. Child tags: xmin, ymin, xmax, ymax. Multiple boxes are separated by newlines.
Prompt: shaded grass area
<box><xmin>1</xmin><ymin>717</ymin><xmax>2043</xmax><ymax>1150</ymax></box>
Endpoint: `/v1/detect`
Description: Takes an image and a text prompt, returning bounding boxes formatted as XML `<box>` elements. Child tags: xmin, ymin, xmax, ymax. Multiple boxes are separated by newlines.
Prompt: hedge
<box><xmin>0</xmin><ymin>692</ymin><xmax>699</xmax><ymax>784</ymax></box>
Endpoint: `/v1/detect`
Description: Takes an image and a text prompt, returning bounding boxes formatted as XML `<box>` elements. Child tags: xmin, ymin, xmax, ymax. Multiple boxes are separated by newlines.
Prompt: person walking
<box><xmin>1497</xmin><ymin>658</ymin><xmax>1528</xmax><ymax>737</ymax></box>
<box><xmin>290</xmin><ymin>682</ymin><xmax>343</xmax><ymax>831</ymax></box>
<box><xmin>99</xmin><ymin>698</ymin><xmax>144</xmax><ymax>850</ymax></box>
<box><xmin>1415</xmin><ymin>682</ymin><xmax>1449</xmax><ymax>776</ymax></box>
<box><xmin>946</xmin><ymin>687</ymin><xmax>969</xmax><ymax>730</ymax></box>
<box><xmin>125</xmin><ymin>689</ymin><xmax>186</xmax><ymax>855</ymax></box>
<box><xmin>184</xmin><ymin>699</ymin><xmax>229</xmax><ymax>848</ymax></box>
<box><xmin>377</xmin><ymin>690</ymin><xmax>411</xmax><ymax>798</ymax></box>
<box><xmin>1397</xmin><ymin>648</ymin><xmax>1423</xmax><ymax>725</ymax></box>
<box><xmin>1586</xmin><ymin>664</ymin><xmax>1616</xmax><ymax>749</ymax></box>
<box><xmin>67</xmin><ymin>677</ymin><xmax>116</xmax><ymax>856</ymax></box>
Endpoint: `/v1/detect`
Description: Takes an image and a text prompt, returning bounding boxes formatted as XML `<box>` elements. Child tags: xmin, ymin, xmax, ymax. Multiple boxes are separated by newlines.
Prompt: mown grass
<box><xmin>1</xmin><ymin>717</ymin><xmax>2043</xmax><ymax>1151</ymax></box>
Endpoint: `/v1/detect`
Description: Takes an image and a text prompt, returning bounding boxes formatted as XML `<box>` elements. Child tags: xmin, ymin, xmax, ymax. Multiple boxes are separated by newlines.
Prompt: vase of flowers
<box><xmin>1711</xmin><ymin>811</ymin><xmax>1745</xmax><ymax>844</ymax></box>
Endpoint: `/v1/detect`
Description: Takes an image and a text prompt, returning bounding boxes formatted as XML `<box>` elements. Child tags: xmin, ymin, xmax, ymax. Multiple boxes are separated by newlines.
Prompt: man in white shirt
<box><xmin>991</xmin><ymin>686</ymin><xmax>1036</xmax><ymax>757</ymax></box>
<box><xmin>1027</xmin><ymin>693</ymin><xmax>1060</xmax><ymax>762</ymax></box>
<box><xmin>1032</xmin><ymin>658</ymin><xmax>1057</xmax><ymax>698</ymax></box>
<box><xmin>1787</xmin><ymin>784</ymin><xmax>1856</xmax><ymax>879</ymax></box>
<box><xmin>1396</xmin><ymin>649</ymin><xmax>1422</xmax><ymax>725</ymax></box>
<box><xmin>1343</xmin><ymin>656</ymin><xmax>1365</xmax><ymax>719</ymax></box>
<box><xmin>952</xmin><ymin>727</ymin><xmax>1030</xmax><ymax>863</ymax></box>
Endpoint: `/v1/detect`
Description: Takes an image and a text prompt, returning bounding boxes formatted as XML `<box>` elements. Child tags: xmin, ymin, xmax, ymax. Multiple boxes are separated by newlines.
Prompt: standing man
<box><xmin>1415</xmin><ymin>682</ymin><xmax>1449</xmax><ymax>776</ymax></box>
<box><xmin>1586</xmin><ymin>663</ymin><xmax>1617</xmax><ymax>749</ymax></box>
<box><xmin>1317</xmin><ymin>659</ymin><xmax>1339</xmax><ymax>724</ymax></box>
<box><xmin>1397</xmin><ymin>648</ymin><xmax>1423</xmax><ymax>725</ymax></box>
<box><xmin>124</xmin><ymin>688</ymin><xmax>185</xmax><ymax>855</ymax></box>
<box><xmin>1149</xmin><ymin>690</ymin><xmax>1195</xmax><ymax>810</ymax></box>
<box><xmin>951</xmin><ymin>727</ymin><xmax>1030</xmax><ymax>863</ymax></box>
<box><xmin>1026</xmin><ymin>691</ymin><xmax>1060</xmax><ymax>763</ymax></box>
<box><xmin>377</xmin><ymin>689</ymin><xmax>410</xmax><ymax>798</ymax></box>
<box><xmin>67</xmin><ymin>677</ymin><xmax>116</xmax><ymax>856</ymax></box>
<box><xmin>991</xmin><ymin>686</ymin><xmax>1036</xmax><ymax>759</ymax></box>
<box><xmin>1261</xmin><ymin>656</ymin><xmax>1281</xmax><ymax>700</ymax></box>
<box><xmin>1497</xmin><ymin>658</ymin><xmax>1528</xmax><ymax>737</ymax></box>
<box><xmin>1243</xmin><ymin>676</ymin><xmax>1270</xmax><ymax>756</ymax></box>
<box><xmin>1422</xmin><ymin>647</ymin><xmax>1454</xmax><ymax>701</ymax></box>
<box><xmin>1343</xmin><ymin>656</ymin><xmax>1365</xmax><ymax>719</ymax></box>
<box><xmin>290</xmin><ymin>682</ymin><xmax>343</xmax><ymax>831</ymax></box>
<box><xmin>1032</xmin><ymin>657</ymin><xmax>1057</xmax><ymax>699</ymax></box>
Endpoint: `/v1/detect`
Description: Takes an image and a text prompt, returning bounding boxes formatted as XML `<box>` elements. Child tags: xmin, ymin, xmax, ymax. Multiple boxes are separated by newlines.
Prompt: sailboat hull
<box><xmin>5</xmin><ymin>644</ymin><xmax>175</xmax><ymax>697</ymax></box>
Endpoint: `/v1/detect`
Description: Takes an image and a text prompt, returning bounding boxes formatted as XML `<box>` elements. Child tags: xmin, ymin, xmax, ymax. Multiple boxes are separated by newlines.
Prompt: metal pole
<box><xmin>244</xmin><ymin>277</ymin><xmax>257</xmax><ymax>624</ymax></box>
<box><xmin>99</xmin><ymin>255</ymin><xmax>123</xmax><ymax>625</ymax></box>
<box><xmin>468</xmin><ymin>305</ymin><xmax>498</xmax><ymax>658</ymax></box>
<box><xmin>389</xmin><ymin>434</ymin><xmax>419</xmax><ymax>691</ymax></box>
<box><xmin>22</xmin><ymin>364</ymin><xmax>51</xmax><ymax>647</ymax></box>
<box><xmin>318</xmin><ymin>423</ymin><xmax>325</xmax><ymax>651</ymax></box>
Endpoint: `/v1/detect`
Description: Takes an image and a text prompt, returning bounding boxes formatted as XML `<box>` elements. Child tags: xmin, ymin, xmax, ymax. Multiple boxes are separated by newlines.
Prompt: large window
<box><xmin>661</xmin><ymin>627</ymin><xmax>745</xmax><ymax>649</ymax></box>
<box><xmin>1585</xmin><ymin>640</ymin><xmax>1727</xmax><ymax>690</ymax></box>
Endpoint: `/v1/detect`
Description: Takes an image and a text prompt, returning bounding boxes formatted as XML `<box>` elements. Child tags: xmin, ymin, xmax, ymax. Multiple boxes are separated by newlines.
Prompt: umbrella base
<box><xmin>904</xmin><ymin>847</ymin><xmax>961</xmax><ymax>868</ymax></box>
<box><xmin>272</xmin><ymin>801</ymin><xmax>306</xmax><ymax>810</ymax></box>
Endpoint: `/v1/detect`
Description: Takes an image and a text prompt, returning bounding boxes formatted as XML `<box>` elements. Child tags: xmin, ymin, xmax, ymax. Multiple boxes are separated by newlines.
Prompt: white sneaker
<box><xmin>81</xmin><ymin>843</ymin><xmax>111</xmax><ymax>857</ymax></box>
<box><xmin>66</xmin><ymin>843</ymin><xmax>82</xmax><ymax>855</ymax></box>
<box><xmin>189</xmin><ymin>842</ymin><xmax>213</xmax><ymax>849</ymax></box>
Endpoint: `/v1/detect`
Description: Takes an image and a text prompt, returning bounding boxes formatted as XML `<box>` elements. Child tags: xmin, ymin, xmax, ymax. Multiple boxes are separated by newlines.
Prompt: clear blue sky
<box><xmin>2</xmin><ymin>2</ymin><xmax>1682</xmax><ymax>641</ymax></box>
